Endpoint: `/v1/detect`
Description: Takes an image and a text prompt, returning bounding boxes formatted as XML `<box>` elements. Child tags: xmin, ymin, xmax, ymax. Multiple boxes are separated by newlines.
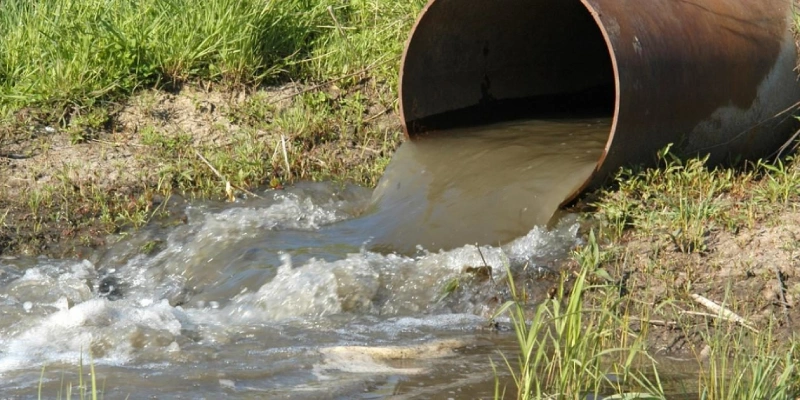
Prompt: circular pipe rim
<box><xmin>398</xmin><ymin>0</ymin><xmax>622</xmax><ymax>205</ymax></box>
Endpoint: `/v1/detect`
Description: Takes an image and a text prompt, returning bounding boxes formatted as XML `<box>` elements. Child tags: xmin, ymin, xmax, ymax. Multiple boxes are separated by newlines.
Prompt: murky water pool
<box><xmin>0</xmin><ymin>118</ymin><xmax>610</xmax><ymax>398</ymax></box>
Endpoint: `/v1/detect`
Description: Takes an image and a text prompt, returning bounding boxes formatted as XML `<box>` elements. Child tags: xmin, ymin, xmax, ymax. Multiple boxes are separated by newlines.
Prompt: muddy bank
<box><xmin>1</xmin><ymin>82</ymin><xmax>402</xmax><ymax>257</ymax></box>
<box><xmin>611</xmin><ymin>209</ymin><xmax>800</xmax><ymax>354</ymax></box>
<box><xmin>575</xmin><ymin>168</ymin><xmax>800</xmax><ymax>358</ymax></box>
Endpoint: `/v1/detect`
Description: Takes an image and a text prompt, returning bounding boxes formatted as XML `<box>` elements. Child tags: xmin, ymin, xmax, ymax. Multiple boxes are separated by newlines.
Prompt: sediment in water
<box><xmin>364</xmin><ymin>117</ymin><xmax>609</xmax><ymax>253</ymax></box>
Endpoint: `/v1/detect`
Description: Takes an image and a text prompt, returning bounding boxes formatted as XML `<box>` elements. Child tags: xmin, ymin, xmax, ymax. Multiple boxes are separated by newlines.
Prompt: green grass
<box><xmin>494</xmin><ymin>230</ymin><xmax>800</xmax><ymax>399</ymax></box>
<box><xmin>0</xmin><ymin>0</ymin><xmax>424</xmax><ymax>119</ymax></box>
<box><xmin>298</xmin><ymin>0</ymin><xmax>426</xmax><ymax>89</ymax></box>
<box><xmin>592</xmin><ymin>145</ymin><xmax>800</xmax><ymax>253</ymax></box>
<box><xmin>493</xmin><ymin>232</ymin><xmax>665</xmax><ymax>399</ymax></box>
<box><xmin>695</xmin><ymin>324</ymin><xmax>797</xmax><ymax>400</ymax></box>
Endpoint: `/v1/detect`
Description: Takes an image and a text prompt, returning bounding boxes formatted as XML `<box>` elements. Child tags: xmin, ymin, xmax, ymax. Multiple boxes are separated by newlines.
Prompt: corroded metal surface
<box><xmin>399</xmin><ymin>0</ymin><xmax>800</xmax><ymax>203</ymax></box>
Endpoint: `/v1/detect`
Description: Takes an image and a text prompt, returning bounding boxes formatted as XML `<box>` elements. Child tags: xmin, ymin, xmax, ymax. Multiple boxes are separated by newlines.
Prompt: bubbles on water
<box><xmin>0</xmin><ymin>297</ymin><xmax>188</xmax><ymax>373</ymax></box>
<box><xmin>228</xmin><ymin>254</ymin><xmax>343</xmax><ymax>321</ymax></box>
<box><xmin>6</xmin><ymin>260</ymin><xmax>95</xmax><ymax>308</ymax></box>
<box><xmin>0</xmin><ymin>181</ymin><xmax>584</xmax><ymax>396</ymax></box>
<box><xmin>217</xmin><ymin>214</ymin><xmax>582</xmax><ymax>324</ymax></box>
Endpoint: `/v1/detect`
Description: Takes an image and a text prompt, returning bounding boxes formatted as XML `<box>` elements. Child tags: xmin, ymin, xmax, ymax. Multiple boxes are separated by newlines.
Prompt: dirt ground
<box><xmin>2</xmin><ymin>84</ymin><xmax>315</xmax><ymax>198</ymax></box>
<box><xmin>1</xmin><ymin>87</ymin><xmax>267</xmax><ymax>255</ymax></box>
<box><xmin>0</xmin><ymin>83</ymin><xmax>402</xmax><ymax>256</ymax></box>
<box><xmin>576</xmin><ymin>206</ymin><xmax>800</xmax><ymax>357</ymax></box>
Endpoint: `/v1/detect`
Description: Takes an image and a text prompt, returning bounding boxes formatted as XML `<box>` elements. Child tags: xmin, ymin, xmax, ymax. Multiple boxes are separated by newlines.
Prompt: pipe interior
<box><xmin>401</xmin><ymin>0</ymin><xmax>616</xmax><ymax>134</ymax></box>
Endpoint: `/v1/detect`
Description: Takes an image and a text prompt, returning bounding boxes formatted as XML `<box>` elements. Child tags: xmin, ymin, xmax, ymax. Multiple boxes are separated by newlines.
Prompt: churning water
<box><xmin>0</xmin><ymin>118</ymin><xmax>609</xmax><ymax>398</ymax></box>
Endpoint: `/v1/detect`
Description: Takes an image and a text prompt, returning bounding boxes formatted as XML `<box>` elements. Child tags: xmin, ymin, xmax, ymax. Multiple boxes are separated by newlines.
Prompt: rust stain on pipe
<box><xmin>399</xmin><ymin>0</ymin><xmax>800</xmax><ymax>203</ymax></box>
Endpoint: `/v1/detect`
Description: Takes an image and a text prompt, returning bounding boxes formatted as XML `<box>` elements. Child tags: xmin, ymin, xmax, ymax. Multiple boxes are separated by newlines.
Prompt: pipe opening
<box><xmin>365</xmin><ymin>0</ymin><xmax>624</xmax><ymax>252</ymax></box>
<box><xmin>385</xmin><ymin>0</ymin><xmax>800</xmax><ymax>252</ymax></box>
<box><xmin>400</xmin><ymin>0</ymin><xmax>616</xmax><ymax>133</ymax></box>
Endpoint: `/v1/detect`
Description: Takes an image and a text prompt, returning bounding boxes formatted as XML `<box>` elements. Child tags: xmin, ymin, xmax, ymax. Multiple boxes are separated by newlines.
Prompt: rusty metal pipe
<box><xmin>399</xmin><ymin>0</ymin><xmax>800</xmax><ymax>203</ymax></box>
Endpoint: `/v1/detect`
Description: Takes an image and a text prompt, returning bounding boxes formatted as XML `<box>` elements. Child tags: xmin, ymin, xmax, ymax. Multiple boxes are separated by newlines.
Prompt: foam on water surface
<box><xmin>0</xmin><ymin>118</ymin><xmax>606</xmax><ymax>397</ymax></box>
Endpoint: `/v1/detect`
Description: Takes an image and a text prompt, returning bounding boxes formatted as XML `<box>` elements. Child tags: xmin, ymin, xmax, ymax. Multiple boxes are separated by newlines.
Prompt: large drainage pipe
<box><xmin>399</xmin><ymin>0</ymin><xmax>800</xmax><ymax>204</ymax></box>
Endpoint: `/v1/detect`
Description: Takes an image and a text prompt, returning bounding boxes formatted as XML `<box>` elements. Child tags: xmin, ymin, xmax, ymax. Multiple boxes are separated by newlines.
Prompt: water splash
<box><xmin>0</xmin><ymin>117</ymin><xmax>606</xmax><ymax>397</ymax></box>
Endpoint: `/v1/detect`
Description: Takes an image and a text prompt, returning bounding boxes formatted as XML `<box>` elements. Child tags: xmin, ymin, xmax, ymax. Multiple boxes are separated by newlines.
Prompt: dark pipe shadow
<box><xmin>406</xmin><ymin>83</ymin><xmax>616</xmax><ymax>136</ymax></box>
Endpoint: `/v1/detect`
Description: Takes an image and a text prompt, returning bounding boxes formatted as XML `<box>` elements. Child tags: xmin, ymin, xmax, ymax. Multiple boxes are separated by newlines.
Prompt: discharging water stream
<box><xmin>0</xmin><ymin>117</ymin><xmax>611</xmax><ymax>398</ymax></box>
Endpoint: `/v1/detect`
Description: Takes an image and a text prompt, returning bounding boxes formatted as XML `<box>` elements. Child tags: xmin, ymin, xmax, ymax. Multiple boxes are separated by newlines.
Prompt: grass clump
<box><xmin>593</xmin><ymin>145</ymin><xmax>800</xmax><ymax>253</ymax></box>
<box><xmin>38</xmin><ymin>355</ymin><xmax>104</xmax><ymax>400</ymax></box>
<box><xmin>494</xmin><ymin>232</ymin><xmax>664</xmax><ymax>399</ymax></box>
<box><xmin>495</xmin><ymin>230</ymin><xmax>800</xmax><ymax>399</ymax></box>
<box><xmin>0</xmin><ymin>0</ymin><xmax>425</xmax><ymax>119</ymax></box>
<box><xmin>695</xmin><ymin>326</ymin><xmax>797</xmax><ymax>400</ymax></box>
<box><xmin>0</xmin><ymin>0</ymin><xmax>304</xmax><ymax>114</ymax></box>
<box><xmin>299</xmin><ymin>0</ymin><xmax>427</xmax><ymax>89</ymax></box>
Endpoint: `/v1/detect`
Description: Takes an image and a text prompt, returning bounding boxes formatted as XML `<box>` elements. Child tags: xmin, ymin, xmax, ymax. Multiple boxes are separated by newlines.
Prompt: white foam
<box><xmin>185</xmin><ymin>192</ymin><xmax>357</xmax><ymax>236</ymax></box>
<box><xmin>6</xmin><ymin>260</ymin><xmax>96</xmax><ymax>311</ymax></box>
<box><xmin>112</xmin><ymin>190</ymin><xmax>368</xmax><ymax>303</ymax></box>
<box><xmin>220</xmin><ymin>217</ymin><xmax>581</xmax><ymax>322</ymax></box>
<box><xmin>0</xmin><ymin>182</ymin><xmax>583</xmax><ymax>381</ymax></box>
<box><xmin>0</xmin><ymin>298</ymin><xmax>187</xmax><ymax>373</ymax></box>
<box><xmin>227</xmin><ymin>254</ymin><xmax>343</xmax><ymax>321</ymax></box>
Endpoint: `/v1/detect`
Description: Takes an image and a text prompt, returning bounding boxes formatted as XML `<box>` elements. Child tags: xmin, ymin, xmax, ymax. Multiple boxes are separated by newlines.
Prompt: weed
<box><xmin>592</xmin><ymin>145</ymin><xmax>800</xmax><ymax>253</ymax></box>
<box><xmin>753</xmin><ymin>157</ymin><xmax>800</xmax><ymax>204</ymax></box>
<box><xmin>695</xmin><ymin>325</ymin><xmax>797</xmax><ymax>400</ymax></box>
<box><xmin>67</xmin><ymin>107</ymin><xmax>112</xmax><ymax>144</ymax></box>
<box><xmin>493</xmin><ymin>232</ymin><xmax>664</xmax><ymax>399</ymax></box>
<box><xmin>227</xmin><ymin>92</ymin><xmax>275</xmax><ymax>128</ymax></box>
<box><xmin>497</xmin><ymin>228</ymin><xmax>800</xmax><ymax>399</ymax></box>
<box><xmin>38</xmin><ymin>353</ymin><xmax>104</xmax><ymax>400</ymax></box>
<box><xmin>139</xmin><ymin>239</ymin><xmax>163</xmax><ymax>255</ymax></box>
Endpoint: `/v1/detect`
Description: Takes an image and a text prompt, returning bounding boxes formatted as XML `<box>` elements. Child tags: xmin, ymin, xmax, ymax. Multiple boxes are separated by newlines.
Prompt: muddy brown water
<box><xmin>0</xmin><ymin>117</ymin><xmax>698</xmax><ymax>398</ymax></box>
<box><xmin>365</xmin><ymin>118</ymin><xmax>609</xmax><ymax>254</ymax></box>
